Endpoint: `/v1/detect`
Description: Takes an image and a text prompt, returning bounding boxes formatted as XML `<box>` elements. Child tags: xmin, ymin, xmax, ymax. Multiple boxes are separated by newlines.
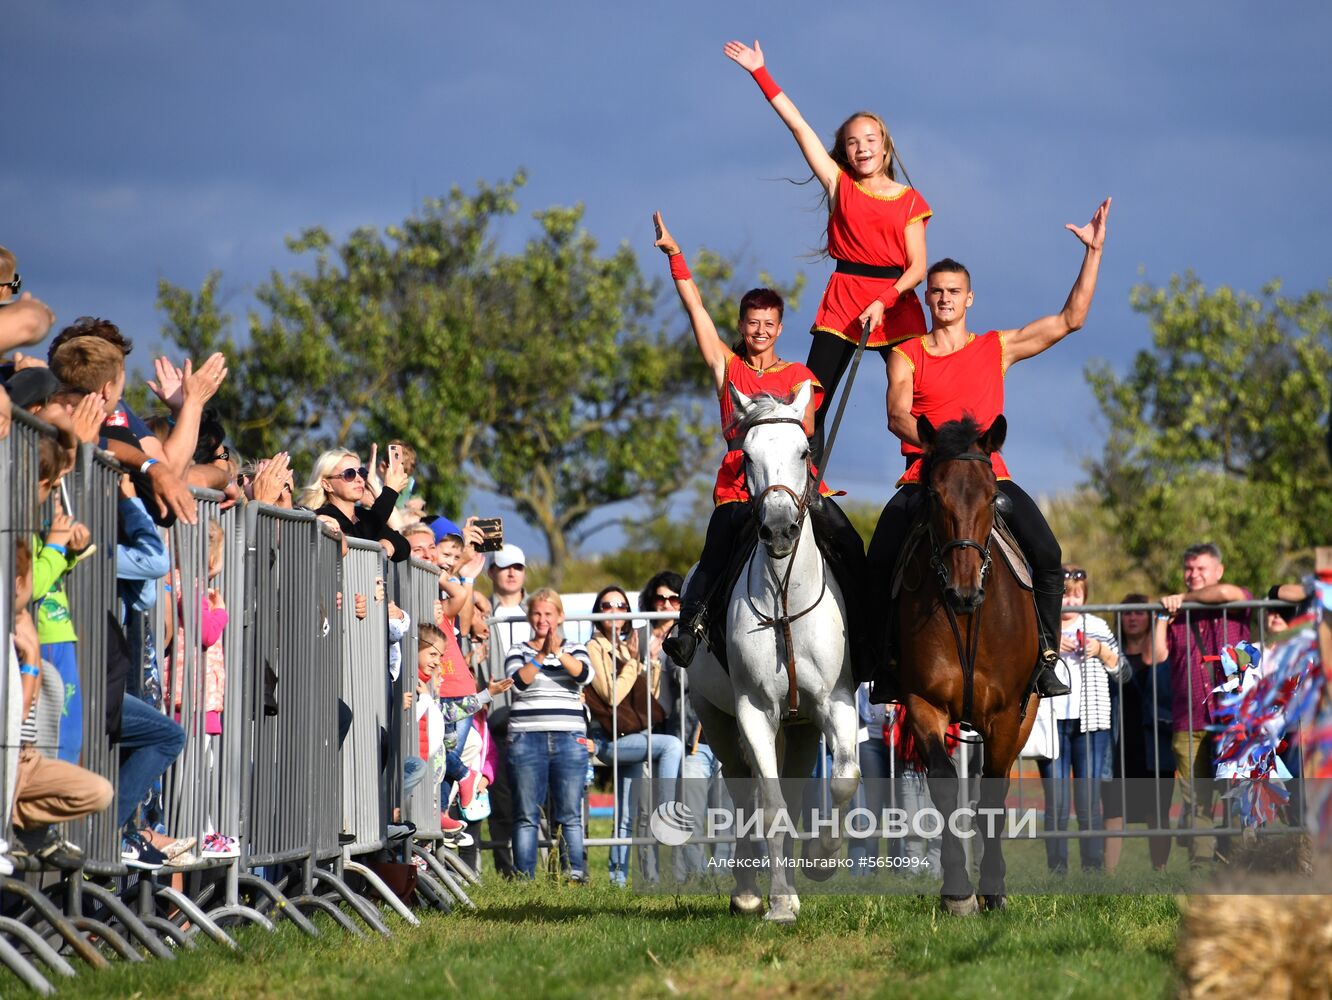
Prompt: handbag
<box><xmin>585</xmin><ymin>666</ymin><xmax>666</xmax><ymax>739</ymax></box>
<box><xmin>1019</xmin><ymin>693</ymin><xmax>1060</xmax><ymax>761</ymax></box>
<box><xmin>460</xmin><ymin>718</ymin><xmax>492</xmax><ymax>823</ymax></box>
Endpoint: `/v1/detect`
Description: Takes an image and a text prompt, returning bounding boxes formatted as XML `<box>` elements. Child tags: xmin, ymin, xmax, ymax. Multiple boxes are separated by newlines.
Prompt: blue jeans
<box><xmin>1037</xmin><ymin>720</ymin><xmax>1110</xmax><ymax>871</ymax></box>
<box><xmin>403</xmin><ymin>756</ymin><xmax>426</xmax><ymax>796</ymax></box>
<box><xmin>507</xmin><ymin>730</ymin><xmax>587</xmax><ymax>878</ymax></box>
<box><xmin>673</xmin><ymin>743</ymin><xmax>732</xmax><ymax>879</ymax></box>
<box><xmin>117</xmin><ymin>693</ymin><xmax>186</xmax><ymax>829</ymax></box>
<box><xmin>601</xmin><ymin>730</ymin><xmax>684</xmax><ymax>884</ymax></box>
<box><xmin>850</xmin><ymin>738</ymin><xmax>893</xmax><ymax>871</ymax></box>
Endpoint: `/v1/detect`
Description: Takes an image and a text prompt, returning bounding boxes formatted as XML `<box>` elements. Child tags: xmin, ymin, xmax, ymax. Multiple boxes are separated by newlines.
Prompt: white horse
<box><xmin>686</xmin><ymin>383</ymin><xmax>862</xmax><ymax>924</ymax></box>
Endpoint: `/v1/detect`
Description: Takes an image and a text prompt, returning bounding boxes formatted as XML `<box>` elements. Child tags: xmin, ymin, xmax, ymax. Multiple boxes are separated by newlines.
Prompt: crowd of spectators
<box><xmin>1</xmin><ymin>238</ymin><xmax>1314</xmax><ymax>887</ymax></box>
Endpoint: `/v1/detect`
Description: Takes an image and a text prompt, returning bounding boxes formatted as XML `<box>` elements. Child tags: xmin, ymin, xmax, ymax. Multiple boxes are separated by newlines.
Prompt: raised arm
<box><xmin>653</xmin><ymin>211</ymin><xmax>729</xmax><ymax>393</ymax></box>
<box><xmin>723</xmin><ymin>40</ymin><xmax>840</xmax><ymax>197</ymax></box>
<box><xmin>1001</xmin><ymin>198</ymin><xmax>1111</xmax><ymax>370</ymax></box>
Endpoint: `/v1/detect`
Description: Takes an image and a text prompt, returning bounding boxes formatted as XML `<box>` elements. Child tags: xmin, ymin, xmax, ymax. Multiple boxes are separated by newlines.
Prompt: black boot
<box><xmin>662</xmin><ymin>604</ymin><xmax>706</xmax><ymax>669</ymax></box>
<box><xmin>1033</xmin><ymin>586</ymin><xmax>1070</xmax><ymax>697</ymax></box>
<box><xmin>1035</xmin><ymin>649</ymin><xmax>1070</xmax><ymax>698</ymax></box>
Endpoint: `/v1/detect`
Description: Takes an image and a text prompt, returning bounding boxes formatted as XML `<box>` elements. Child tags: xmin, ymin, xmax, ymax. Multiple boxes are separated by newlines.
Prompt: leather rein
<box><xmin>924</xmin><ymin>451</ymin><xmax>996</xmax><ymax>729</ymax></box>
<box><xmin>742</xmin><ymin>416</ymin><xmax>827</xmax><ymax>720</ymax></box>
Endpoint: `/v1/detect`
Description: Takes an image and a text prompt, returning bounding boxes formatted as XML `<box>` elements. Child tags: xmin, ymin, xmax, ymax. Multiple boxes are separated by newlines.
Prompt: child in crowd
<box><xmin>9</xmin><ymin>539</ymin><xmax>114</xmax><ymax>867</ymax></box>
<box><xmin>32</xmin><ymin>434</ymin><xmax>89</xmax><ymax>763</ymax></box>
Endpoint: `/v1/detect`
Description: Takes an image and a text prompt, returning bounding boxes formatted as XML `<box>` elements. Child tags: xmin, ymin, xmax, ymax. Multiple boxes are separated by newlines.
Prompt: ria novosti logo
<box><xmin>648</xmin><ymin>801</ymin><xmax>695</xmax><ymax>846</ymax></box>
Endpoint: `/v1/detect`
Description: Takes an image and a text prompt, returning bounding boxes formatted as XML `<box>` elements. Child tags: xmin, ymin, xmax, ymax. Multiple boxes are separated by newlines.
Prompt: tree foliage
<box><xmin>1085</xmin><ymin>275</ymin><xmax>1332</xmax><ymax>592</ymax></box>
<box><xmin>156</xmin><ymin>174</ymin><xmax>802</xmax><ymax>582</ymax></box>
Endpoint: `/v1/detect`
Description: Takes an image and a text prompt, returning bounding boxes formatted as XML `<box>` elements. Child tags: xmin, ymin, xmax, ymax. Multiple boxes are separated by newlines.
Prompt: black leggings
<box><xmin>805</xmin><ymin>331</ymin><xmax>889</xmax><ymax>435</ymax></box>
<box><xmin>866</xmin><ymin>480</ymin><xmax>1064</xmax><ymax>651</ymax></box>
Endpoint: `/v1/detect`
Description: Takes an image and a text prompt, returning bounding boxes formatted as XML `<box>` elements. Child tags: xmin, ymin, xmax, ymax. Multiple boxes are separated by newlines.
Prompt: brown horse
<box><xmin>895</xmin><ymin>413</ymin><xmax>1040</xmax><ymax>913</ymax></box>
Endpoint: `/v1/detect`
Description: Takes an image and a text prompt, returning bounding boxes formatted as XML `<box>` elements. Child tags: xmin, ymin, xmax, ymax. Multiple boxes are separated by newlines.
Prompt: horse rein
<box><xmin>924</xmin><ymin>450</ymin><xmax>997</xmax><ymax>728</ymax></box>
<box><xmin>742</xmin><ymin>416</ymin><xmax>826</xmax><ymax>720</ymax></box>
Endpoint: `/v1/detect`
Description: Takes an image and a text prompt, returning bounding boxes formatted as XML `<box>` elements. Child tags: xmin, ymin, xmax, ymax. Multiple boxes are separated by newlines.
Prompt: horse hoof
<box><xmin>982</xmin><ymin>894</ymin><xmax>1007</xmax><ymax>912</ymax></box>
<box><xmin>730</xmin><ymin>893</ymin><xmax>765</xmax><ymax>917</ymax></box>
<box><xmin>764</xmin><ymin>909</ymin><xmax>798</xmax><ymax>925</ymax></box>
<box><xmin>764</xmin><ymin>896</ymin><xmax>799</xmax><ymax>925</ymax></box>
<box><xmin>940</xmin><ymin>894</ymin><xmax>980</xmax><ymax>917</ymax></box>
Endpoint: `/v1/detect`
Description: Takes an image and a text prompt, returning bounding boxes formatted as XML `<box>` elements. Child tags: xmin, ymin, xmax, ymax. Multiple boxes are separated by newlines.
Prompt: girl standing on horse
<box><xmin>724</xmin><ymin>38</ymin><xmax>931</xmax><ymax>442</ymax></box>
<box><xmin>651</xmin><ymin>212</ymin><xmax>870</xmax><ymax>681</ymax></box>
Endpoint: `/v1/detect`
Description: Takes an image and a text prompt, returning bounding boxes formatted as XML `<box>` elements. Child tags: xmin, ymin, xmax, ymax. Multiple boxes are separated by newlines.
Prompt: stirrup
<box><xmin>1035</xmin><ymin>651</ymin><xmax>1069</xmax><ymax>697</ymax></box>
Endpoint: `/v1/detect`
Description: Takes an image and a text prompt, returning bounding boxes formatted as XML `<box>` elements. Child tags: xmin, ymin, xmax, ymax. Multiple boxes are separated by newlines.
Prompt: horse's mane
<box><xmin>725</xmin><ymin>390</ymin><xmax>802</xmax><ymax>440</ymax></box>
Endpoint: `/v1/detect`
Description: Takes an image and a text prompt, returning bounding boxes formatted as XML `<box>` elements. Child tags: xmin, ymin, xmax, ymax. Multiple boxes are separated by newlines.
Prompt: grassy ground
<box><xmin>42</xmin><ymin>842</ymin><xmax>1182</xmax><ymax>999</ymax></box>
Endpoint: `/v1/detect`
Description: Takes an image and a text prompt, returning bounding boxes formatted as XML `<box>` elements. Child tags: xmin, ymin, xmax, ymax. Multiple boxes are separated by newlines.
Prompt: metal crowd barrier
<box><xmin>340</xmin><ymin>538</ymin><xmax>391</xmax><ymax>855</ymax></box>
<box><xmin>393</xmin><ymin>557</ymin><xmax>444</xmax><ymax>841</ymax></box>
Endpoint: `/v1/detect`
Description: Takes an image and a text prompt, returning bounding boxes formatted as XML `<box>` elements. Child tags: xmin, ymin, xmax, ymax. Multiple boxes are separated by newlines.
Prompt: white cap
<box><xmin>490</xmin><ymin>543</ymin><xmax>527</xmax><ymax>570</ymax></box>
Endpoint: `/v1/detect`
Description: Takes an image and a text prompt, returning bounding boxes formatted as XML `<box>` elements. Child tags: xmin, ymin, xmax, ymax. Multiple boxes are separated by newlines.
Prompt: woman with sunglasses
<box><xmin>298</xmin><ymin>448</ymin><xmax>411</xmax><ymax>562</ymax></box>
<box><xmin>587</xmin><ymin>585</ymin><xmax>683</xmax><ymax>887</ymax></box>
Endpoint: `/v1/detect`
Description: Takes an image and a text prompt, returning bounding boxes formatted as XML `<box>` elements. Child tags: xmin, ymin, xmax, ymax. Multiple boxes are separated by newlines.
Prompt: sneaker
<box><xmin>166</xmin><ymin>849</ymin><xmax>200</xmax><ymax>868</ymax></box>
<box><xmin>439</xmin><ymin>813</ymin><xmax>467</xmax><ymax>835</ymax></box>
<box><xmin>200</xmin><ymin>833</ymin><xmax>240</xmax><ymax>858</ymax></box>
<box><xmin>144</xmin><ymin>831</ymin><xmax>197</xmax><ymax>860</ymax></box>
<box><xmin>387</xmin><ymin>822</ymin><xmax>416</xmax><ymax>842</ymax></box>
<box><xmin>457</xmin><ymin>769</ymin><xmax>482</xmax><ymax>808</ymax></box>
<box><xmin>441</xmin><ymin>830</ymin><xmax>474</xmax><ymax>849</ymax></box>
<box><xmin>14</xmin><ymin>828</ymin><xmax>85</xmax><ymax>870</ymax></box>
<box><xmin>121</xmin><ymin>832</ymin><xmax>167</xmax><ymax>871</ymax></box>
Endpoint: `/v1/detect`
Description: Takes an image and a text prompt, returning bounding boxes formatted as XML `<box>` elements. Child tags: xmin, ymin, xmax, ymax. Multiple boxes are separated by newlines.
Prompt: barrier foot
<box><xmin>0</xmin><ymin>916</ymin><xmax>77</xmax><ymax>978</ymax></box>
<box><xmin>140</xmin><ymin>914</ymin><xmax>195</xmax><ymax>949</ymax></box>
<box><xmin>70</xmin><ymin>917</ymin><xmax>143</xmax><ymax>962</ymax></box>
<box><xmin>80</xmin><ymin>881</ymin><xmax>175</xmax><ymax>961</ymax></box>
<box><xmin>207</xmin><ymin>904</ymin><xmax>276</xmax><ymax>934</ymax></box>
<box><xmin>412</xmin><ymin>844</ymin><xmax>475</xmax><ymax>910</ymax></box>
<box><xmin>342</xmin><ymin>861</ymin><xmax>420</xmax><ymax>927</ymax></box>
<box><xmin>438</xmin><ymin>848</ymin><xmax>482</xmax><ymax>887</ymax></box>
<box><xmin>0</xmin><ymin>934</ymin><xmax>55</xmax><ymax>996</ymax></box>
<box><xmin>0</xmin><ymin>876</ymin><xmax>108</xmax><ymax>970</ymax></box>
<box><xmin>310</xmin><ymin>870</ymin><xmax>392</xmax><ymax>938</ymax></box>
<box><xmin>289</xmin><ymin>894</ymin><xmax>365</xmax><ymax>938</ymax></box>
<box><xmin>153</xmin><ymin>887</ymin><xmax>238</xmax><ymax>952</ymax></box>
<box><xmin>412</xmin><ymin>870</ymin><xmax>454</xmax><ymax>913</ymax></box>
<box><xmin>236</xmin><ymin>874</ymin><xmax>320</xmax><ymax>938</ymax></box>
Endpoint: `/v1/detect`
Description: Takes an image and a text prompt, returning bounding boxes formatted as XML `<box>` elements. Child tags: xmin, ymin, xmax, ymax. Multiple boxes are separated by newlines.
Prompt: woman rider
<box><xmin>652</xmin><ymin>212</ymin><xmax>870</xmax><ymax>681</ymax></box>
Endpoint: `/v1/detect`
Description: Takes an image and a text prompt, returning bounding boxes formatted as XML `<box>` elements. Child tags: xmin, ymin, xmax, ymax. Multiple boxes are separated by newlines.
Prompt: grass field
<box><xmin>46</xmin><ymin>845</ymin><xmax>1183</xmax><ymax>999</ymax></box>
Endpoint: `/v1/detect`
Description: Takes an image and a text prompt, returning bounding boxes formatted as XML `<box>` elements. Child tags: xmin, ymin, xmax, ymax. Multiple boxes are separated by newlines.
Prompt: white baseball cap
<box><xmin>490</xmin><ymin>543</ymin><xmax>527</xmax><ymax>570</ymax></box>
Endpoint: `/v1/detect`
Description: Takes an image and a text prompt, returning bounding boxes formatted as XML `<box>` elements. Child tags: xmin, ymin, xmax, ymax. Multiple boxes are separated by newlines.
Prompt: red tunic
<box><xmin>892</xmin><ymin>331</ymin><xmax>1011</xmax><ymax>486</ymax></box>
<box><xmin>813</xmin><ymin>173</ymin><xmax>932</xmax><ymax>350</ymax></box>
<box><xmin>713</xmin><ymin>353</ymin><xmax>833</xmax><ymax>506</ymax></box>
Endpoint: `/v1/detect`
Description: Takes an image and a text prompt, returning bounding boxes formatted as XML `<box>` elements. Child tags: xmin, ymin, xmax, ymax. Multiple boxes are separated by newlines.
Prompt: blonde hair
<box><xmin>296</xmin><ymin>448</ymin><xmax>358</xmax><ymax>510</ymax></box>
<box><xmin>0</xmin><ymin>245</ymin><xmax>15</xmax><ymax>282</ymax></box>
<box><xmin>526</xmin><ymin>587</ymin><xmax>563</xmax><ymax>618</ymax></box>
<box><xmin>400</xmin><ymin>521</ymin><xmax>435</xmax><ymax>541</ymax></box>
<box><xmin>1063</xmin><ymin>564</ymin><xmax>1089</xmax><ymax>601</ymax></box>
<box><xmin>207</xmin><ymin>519</ymin><xmax>225</xmax><ymax>575</ymax></box>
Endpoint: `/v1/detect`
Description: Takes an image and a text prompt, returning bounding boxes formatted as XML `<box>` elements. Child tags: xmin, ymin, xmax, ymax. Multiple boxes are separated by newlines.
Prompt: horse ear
<box><xmin>729</xmin><ymin>384</ymin><xmax>753</xmax><ymax>413</ymax></box>
<box><xmin>980</xmin><ymin>415</ymin><xmax>1007</xmax><ymax>454</ymax></box>
<box><xmin>792</xmin><ymin>380</ymin><xmax>813</xmax><ymax>414</ymax></box>
<box><xmin>917</xmin><ymin>415</ymin><xmax>936</xmax><ymax>449</ymax></box>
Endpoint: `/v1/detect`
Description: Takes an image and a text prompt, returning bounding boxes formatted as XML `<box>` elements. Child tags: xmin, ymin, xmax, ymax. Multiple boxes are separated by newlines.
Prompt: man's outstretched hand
<box><xmin>652</xmin><ymin>211</ymin><xmax>680</xmax><ymax>257</ymax></box>
<box><xmin>1067</xmin><ymin>197</ymin><xmax>1111</xmax><ymax>252</ymax></box>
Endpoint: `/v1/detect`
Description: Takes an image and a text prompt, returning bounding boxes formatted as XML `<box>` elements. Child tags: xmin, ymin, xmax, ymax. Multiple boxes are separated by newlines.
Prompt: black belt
<box><xmin>834</xmin><ymin>259</ymin><xmax>904</xmax><ymax>280</ymax></box>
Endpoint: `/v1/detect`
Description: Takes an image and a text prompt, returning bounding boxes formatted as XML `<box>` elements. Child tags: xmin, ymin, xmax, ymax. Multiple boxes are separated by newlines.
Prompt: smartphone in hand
<box><xmin>475</xmin><ymin>517</ymin><xmax>504</xmax><ymax>553</ymax></box>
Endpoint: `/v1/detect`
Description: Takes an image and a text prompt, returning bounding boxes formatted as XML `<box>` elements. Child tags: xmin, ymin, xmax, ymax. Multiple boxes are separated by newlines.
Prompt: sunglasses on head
<box><xmin>654</xmin><ymin>593</ymin><xmax>681</xmax><ymax>606</ymax></box>
<box><xmin>332</xmin><ymin>467</ymin><xmax>369</xmax><ymax>482</ymax></box>
<box><xmin>1</xmin><ymin>274</ymin><xmax>20</xmax><ymax>293</ymax></box>
<box><xmin>599</xmin><ymin>601</ymin><xmax>629</xmax><ymax>611</ymax></box>
<box><xmin>1064</xmin><ymin>569</ymin><xmax>1087</xmax><ymax>581</ymax></box>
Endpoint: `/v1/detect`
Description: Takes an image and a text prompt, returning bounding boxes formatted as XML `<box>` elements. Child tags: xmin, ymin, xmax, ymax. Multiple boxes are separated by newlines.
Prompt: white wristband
<box><xmin>140</xmin><ymin>458</ymin><xmax>159</xmax><ymax>474</ymax></box>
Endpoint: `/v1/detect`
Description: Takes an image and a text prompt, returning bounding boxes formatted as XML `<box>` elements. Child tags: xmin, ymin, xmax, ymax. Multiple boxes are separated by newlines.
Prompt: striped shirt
<box><xmin>504</xmin><ymin>640</ymin><xmax>592</xmax><ymax>734</ymax></box>
<box><xmin>1051</xmin><ymin>612</ymin><xmax>1129</xmax><ymax>733</ymax></box>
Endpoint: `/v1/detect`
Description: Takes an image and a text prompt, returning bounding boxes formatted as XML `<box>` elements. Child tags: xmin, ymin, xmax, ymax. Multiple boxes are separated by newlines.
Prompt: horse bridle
<box><xmin>923</xmin><ymin>450</ymin><xmax>997</xmax><ymax>728</ymax></box>
<box><xmin>742</xmin><ymin>416</ymin><xmax>826</xmax><ymax>719</ymax></box>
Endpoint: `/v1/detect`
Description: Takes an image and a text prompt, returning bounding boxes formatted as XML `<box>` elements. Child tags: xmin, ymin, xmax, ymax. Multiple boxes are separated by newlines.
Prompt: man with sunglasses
<box><xmin>867</xmin><ymin>199</ymin><xmax>1112</xmax><ymax>702</ymax></box>
<box><xmin>0</xmin><ymin>244</ymin><xmax>56</xmax><ymax>356</ymax></box>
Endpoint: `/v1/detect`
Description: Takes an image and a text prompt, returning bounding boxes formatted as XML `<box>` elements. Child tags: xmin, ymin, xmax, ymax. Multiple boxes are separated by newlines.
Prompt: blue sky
<box><xmin>6</xmin><ymin>2</ymin><xmax>1330</xmax><ymax>557</ymax></box>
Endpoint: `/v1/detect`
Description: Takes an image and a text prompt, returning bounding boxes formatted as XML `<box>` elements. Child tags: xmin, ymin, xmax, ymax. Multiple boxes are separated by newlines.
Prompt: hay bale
<box><xmin>1178</xmin><ymin>879</ymin><xmax>1332</xmax><ymax>998</ymax></box>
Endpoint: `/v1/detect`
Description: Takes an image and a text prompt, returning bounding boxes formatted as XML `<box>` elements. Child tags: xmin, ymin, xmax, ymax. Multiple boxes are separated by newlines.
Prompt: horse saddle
<box><xmin>890</xmin><ymin>511</ymin><xmax>1033</xmax><ymax>600</ymax></box>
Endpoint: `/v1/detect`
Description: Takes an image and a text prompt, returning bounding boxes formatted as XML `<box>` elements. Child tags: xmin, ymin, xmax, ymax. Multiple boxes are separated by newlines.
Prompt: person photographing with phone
<box><xmin>299</xmin><ymin>447</ymin><xmax>411</xmax><ymax>561</ymax></box>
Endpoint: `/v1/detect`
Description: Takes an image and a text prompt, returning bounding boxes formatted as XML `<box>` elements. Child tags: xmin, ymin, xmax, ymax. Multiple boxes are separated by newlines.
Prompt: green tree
<box><xmin>1085</xmin><ymin>275</ymin><xmax>1332</xmax><ymax>592</ymax></box>
<box><xmin>155</xmin><ymin>174</ymin><xmax>802</xmax><ymax>583</ymax></box>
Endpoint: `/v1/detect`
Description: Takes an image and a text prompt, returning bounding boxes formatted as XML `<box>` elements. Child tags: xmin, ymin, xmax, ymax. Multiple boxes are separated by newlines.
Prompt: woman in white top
<box><xmin>1036</xmin><ymin>565</ymin><xmax>1127</xmax><ymax>873</ymax></box>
